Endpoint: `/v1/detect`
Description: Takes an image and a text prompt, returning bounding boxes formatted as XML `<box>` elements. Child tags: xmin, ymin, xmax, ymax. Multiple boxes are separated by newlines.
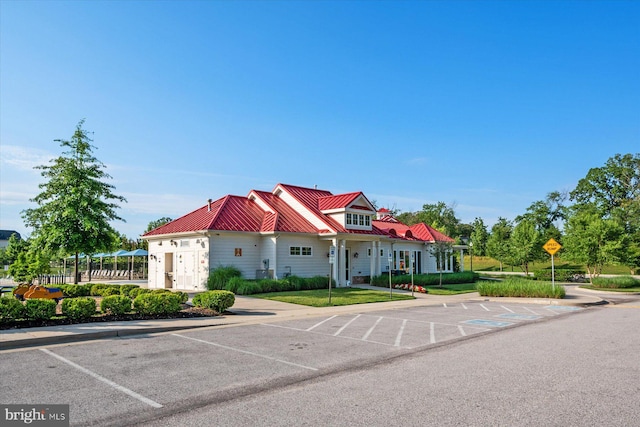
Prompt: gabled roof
<box><xmin>143</xmin><ymin>183</ymin><xmax>455</xmax><ymax>243</ymax></box>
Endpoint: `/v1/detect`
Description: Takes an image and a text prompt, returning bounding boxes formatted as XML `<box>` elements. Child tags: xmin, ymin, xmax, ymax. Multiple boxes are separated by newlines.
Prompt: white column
<box><xmin>331</xmin><ymin>238</ymin><xmax>338</xmax><ymax>286</ymax></box>
<box><xmin>370</xmin><ymin>241</ymin><xmax>376</xmax><ymax>280</ymax></box>
<box><xmin>339</xmin><ymin>239</ymin><xmax>346</xmax><ymax>287</ymax></box>
<box><xmin>460</xmin><ymin>248</ymin><xmax>465</xmax><ymax>272</ymax></box>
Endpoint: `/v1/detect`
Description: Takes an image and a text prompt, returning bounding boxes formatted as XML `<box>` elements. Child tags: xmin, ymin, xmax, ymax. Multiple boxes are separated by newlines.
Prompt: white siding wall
<box><xmin>275</xmin><ymin>235</ymin><xmax>331</xmax><ymax>278</ymax></box>
<box><xmin>210</xmin><ymin>233</ymin><xmax>262</xmax><ymax>280</ymax></box>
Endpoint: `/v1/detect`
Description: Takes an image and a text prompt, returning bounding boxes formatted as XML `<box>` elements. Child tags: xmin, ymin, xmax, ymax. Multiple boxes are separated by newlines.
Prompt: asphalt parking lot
<box><xmin>0</xmin><ymin>301</ymin><xmax>586</xmax><ymax>426</ymax></box>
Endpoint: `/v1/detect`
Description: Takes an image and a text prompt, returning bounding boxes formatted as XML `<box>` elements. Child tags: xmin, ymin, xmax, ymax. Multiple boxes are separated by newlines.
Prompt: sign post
<box><xmin>543</xmin><ymin>238</ymin><xmax>562</xmax><ymax>292</ymax></box>
<box><xmin>329</xmin><ymin>246</ymin><xmax>336</xmax><ymax>304</ymax></box>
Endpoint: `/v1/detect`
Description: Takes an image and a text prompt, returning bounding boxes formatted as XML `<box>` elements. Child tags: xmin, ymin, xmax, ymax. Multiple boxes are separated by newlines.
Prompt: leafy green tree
<box><xmin>562</xmin><ymin>205</ymin><xmax>625</xmax><ymax>281</ymax></box>
<box><xmin>397</xmin><ymin>202</ymin><xmax>461</xmax><ymax>239</ymax></box>
<box><xmin>508</xmin><ymin>219</ymin><xmax>541</xmax><ymax>275</ymax></box>
<box><xmin>429</xmin><ymin>241</ymin><xmax>453</xmax><ymax>287</ymax></box>
<box><xmin>4</xmin><ymin>233</ymin><xmax>27</xmax><ymax>265</ymax></box>
<box><xmin>145</xmin><ymin>217</ymin><xmax>173</xmax><ymax>233</ymax></box>
<box><xmin>7</xmin><ymin>241</ymin><xmax>51</xmax><ymax>284</ymax></box>
<box><xmin>470</xmin><ymin>217</ymin><xmax>488</xmax><ymax>256</ymax></box>
<box><xmin>22</xmin><ymin>120</ymin><xmax>126</xmax><ymax>283</ymax></box>
<box><xmin>570</xmin><ymin>153</ymin><xmax>640</xmax><ymax>273</ymax></box>
<box><xmin>486</xmin><ymin>217</ymin><xmax>513</xmax><ymax>271</ymax></box>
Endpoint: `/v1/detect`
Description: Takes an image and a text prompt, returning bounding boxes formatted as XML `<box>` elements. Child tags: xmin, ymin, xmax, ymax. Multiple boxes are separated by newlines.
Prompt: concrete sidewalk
<box><xmin>0</xmin><ymin>285</ymin><xmax>606</xmax><ymax>351</ymax></box>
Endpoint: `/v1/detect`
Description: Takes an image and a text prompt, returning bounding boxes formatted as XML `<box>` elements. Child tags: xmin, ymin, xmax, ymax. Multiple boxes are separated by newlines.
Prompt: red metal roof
<box><xmin>318</xmin><ymin>192</ymin><xmax>361</xmax><ymax>211</ymax></box>
<box><xmin>143</xmin><ymin>183</ymin><xmax>454</xmax><ymax>243</ymax></box>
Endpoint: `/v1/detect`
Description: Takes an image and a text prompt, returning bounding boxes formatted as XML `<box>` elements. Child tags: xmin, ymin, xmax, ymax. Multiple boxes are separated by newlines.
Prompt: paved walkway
<box><xmin>0</xmin><ymin>285</ymin><xmax>612</xmax><ymax>351</ymax></box>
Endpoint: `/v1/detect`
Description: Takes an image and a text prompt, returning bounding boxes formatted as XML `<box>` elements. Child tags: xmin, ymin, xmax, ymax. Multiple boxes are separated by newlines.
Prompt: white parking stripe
<box><xmin>172</xmin><ymin>334</ymin><xmax>318</xmax><ymax>371</ymax></box>
<box><xmin>443</xmin><ymin>303</ymin><xmax>448</xmax><ymax>308</ymax></box>
<box><xmin>501</xmin><ymin>305</ymin><xmax>515</xmax><ymax>313</ymax></box>
<box><xmin>40</xmin><ymin>348</ymin><xmax>163</xmax><ymax>408</ymax></box>
<box><xmin>430</xmin><ymin>322</ymin><xmax>436</xmax><ymax>344</ymax></box>
<box><xmin>458</xmin><ymin>325</ymin><xmax>467</xmax><ymax>336</ymax></box>
<box><xmin>394</xmin><ymin>319</ymin><xmax>407</xmax><ymax>347</ymax></box>
<box><xmin>307</xmin><ymin>315</ymin><xmax>337</xmax><ymax>331</ymax></box>
<box><xmin>334</xmin><ymin>314</ymin><xmax>361</xmax><ymax>336</ymax></box>
<box><xmin>480</xmin><ymin>304</ymin><xmax>490</xmax><ymax>311</ymax></box>
<box><xmin>461</xmin><ymin>303</ymin><xmax>468</xmax><ymax>310</ymax></box>
<box><xmin>362</xmin><ymin>316</ymin><xmax>383</xmax><ymax>340</ymax></box>
<box><xmin>523</xmin><ymin>307</ymin><xmax>540</xmax><ymax>315</ymax></box>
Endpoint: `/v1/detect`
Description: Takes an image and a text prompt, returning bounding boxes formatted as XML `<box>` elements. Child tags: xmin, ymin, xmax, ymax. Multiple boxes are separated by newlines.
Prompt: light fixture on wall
<box><xmin>158</xmin><ymin>241</ymin><xmax>162</xmax><ymax>246</ymax></box>
<box><xmin>196</xmin><ymin>239</ymin><xmax>201</xmax><ymax>244</ymax></box>
<box><xmin>170</xmin><ymin>240</ymin><xmax>177</xmax><ymax>246</ymax></box>
<box><xmin>150</xmin><ymin>254</ymin><xmax>157</xmax><ymax>260</ymax></box>
<box><xmin>354</xmin><ymin>252</ymin><xmax>359</xmax><ymax>258</ymax></box>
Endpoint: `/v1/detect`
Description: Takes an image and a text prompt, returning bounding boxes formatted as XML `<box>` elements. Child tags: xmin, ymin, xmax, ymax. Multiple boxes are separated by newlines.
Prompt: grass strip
<box><xmin>251</xmin><ymin>287</ymin><xmax>415</xmax><ymax>307</ymax></box>
<box><xmin>477</xmin><ymin>277</ymin><xmax>565</xmax><ymax>299</ymax></box>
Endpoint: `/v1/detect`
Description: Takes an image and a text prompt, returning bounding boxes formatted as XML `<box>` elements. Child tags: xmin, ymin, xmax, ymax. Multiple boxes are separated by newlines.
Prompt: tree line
<box><xmin>2</xmin><ymin>120</ymin><xmax>637</xmax><ymax>283</ymax></box>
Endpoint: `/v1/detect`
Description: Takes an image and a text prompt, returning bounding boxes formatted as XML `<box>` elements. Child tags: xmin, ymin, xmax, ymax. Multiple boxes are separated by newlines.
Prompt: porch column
<box><xmin>339</xmin><ymin>239</ymin><xmax>346</xmax><ymax>287</ymax></box>
<box><xmin>370</xmin><ymin>241</ymin><xmax>376</xmax><ymax>281</ymax></box>
<box><xmin>459</xmin><ymin>248</ymin><xmax>465</xmax><ymax>272</ymax></box>
<box><xmin>331</xmin><ymin>238</ymin><xmax>339</xmax><ymax>287</ymax></box>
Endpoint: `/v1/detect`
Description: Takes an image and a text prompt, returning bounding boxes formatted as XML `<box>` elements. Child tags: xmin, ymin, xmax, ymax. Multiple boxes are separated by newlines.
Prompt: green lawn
<box><xmin>466</xmin><ymin>255</ymin><xmax>633</xmax><ymax>275</ymax></box>
<box><xmin>251</xmin><ymin>287</ymin><xmax>415</xmax><ymax>307</ymax></box>
<box><xmin>423</xmin><ymin>283</ymin><xmax>477</xmax><ymax>295</ymax></box>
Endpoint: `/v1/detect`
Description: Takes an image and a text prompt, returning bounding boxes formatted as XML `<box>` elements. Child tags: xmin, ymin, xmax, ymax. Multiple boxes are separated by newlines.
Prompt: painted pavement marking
<box><xmin>394</xmin><ymin>319</ymin><xmax>407</xmax><ymax>347</ymax></box>
<box><xmin>497</xmin><ymin>313</ymin><xmax>542</xmax><ymax>321</ymax></box>
<box><xmin>429</xmin><ymin>322</ymin><xmax>436</xmax><ymax>344</ymax></box>
<box><xmin>40</xmin><ymin>348</ymin><xmax>163</xmax><ymax>408</ymax></box>
<box><xmin>523</xmin><ymin>306</ymin><xmax>541</xmax><ymax>315</ymax></box>
<box><xmin>334</xmin><ymin>314</ymin><xmax>362</xmax><ymax>336</ymax></box>
<box><xmin>461</xmin><ymin>303</ymin><xmax>468</xmax><ymax>310</ymax></box>
<box><xmin>307</xmin><ymin>315</ymin><xmax>338</xmax><ymax>331</ymax></box>
<box><xmin>172</xmin><ymin>333</ymin><xmax>318</xmax><ymax>371</ymax></box>
<box><xmin>463</xmin><ymin>319</ymin><xmax>514</xmax><ymax>328</ymax></box>
<box><xmin>545</xmin><ymin>305</ymin><xmax>583</xmax><ymax>312</ymax></box>
<box><xmin>500</xmin><ymin>305</ymin><xmax>515</xmax><ymax>313</ymax></box>
<box><xmin>479</xmin><ymin>304</ymin><xmax>491</xmax><ymax>312</ymax></box>
<box><xmin>362</xmin><ymin>316</ymin><xmax>384</xmax><ymax>340</ymax></box>
<box><xmin>458</xmin><ymin>325</ymin><xmax>467</xmax><ymax>336</ymax></box>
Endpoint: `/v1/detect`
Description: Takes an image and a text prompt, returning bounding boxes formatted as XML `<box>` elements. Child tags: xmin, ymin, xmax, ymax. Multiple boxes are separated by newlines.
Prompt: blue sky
<box><xmin>1</xmin><ymin>0</ymin><xmax>638</xmax><ymax>239</ymax></box>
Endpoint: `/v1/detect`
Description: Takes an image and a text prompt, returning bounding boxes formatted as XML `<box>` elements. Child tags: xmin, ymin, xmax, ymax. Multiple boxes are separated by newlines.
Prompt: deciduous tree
<box><xmin>22</xmin><ymin>120</ymin><xmax>126</xmax><ymax>283</ymax></box>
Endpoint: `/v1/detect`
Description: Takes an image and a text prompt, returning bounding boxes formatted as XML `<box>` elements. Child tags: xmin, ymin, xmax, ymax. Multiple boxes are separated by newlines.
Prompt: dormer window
<box><xmin>345</xmin><ymin>212</ymin><xmax>371</xmax><ymax>229</ymax></box>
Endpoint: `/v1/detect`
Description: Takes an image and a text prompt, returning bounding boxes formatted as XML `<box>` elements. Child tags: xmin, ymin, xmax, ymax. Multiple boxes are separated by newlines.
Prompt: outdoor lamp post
<box><xmin>469</xmin><ymin>241</ymin><xmax>473</xmax><ymax>272</ymax></box>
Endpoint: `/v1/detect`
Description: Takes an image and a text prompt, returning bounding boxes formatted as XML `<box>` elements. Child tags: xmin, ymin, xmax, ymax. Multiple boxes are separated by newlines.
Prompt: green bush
<box><xmin>591</xmin><ymin>276</ymin><xmax>640</xmax><ymax>289</ymax></box>
<box><xmin>224</xmin><ymin>276</ymin><xmax>244</xmax><ymax>293</ymax></box>
<box><xmin>100</xmin><ymin>295</ymin><xmax>132</xmax><ymax>315</ymax></box>
<box><xmin>24</xmin><ymin>299</ymin><xmax>57</xmax><ymax>321</ymax></box>
<box><xmin>61</xmin><ymin>284</ymin><xmax>92</xmax><ymax>298</ymax></box>
<box><xmin>207</xmin><ymin>265</ymin><xmax>242</xmax><ymax>290</ymax></box>
<box><xmin>371</xmin><ymin>271</ymin><xmax>478</xmax><ymax>287</ymax></box>
<box><xmin>151</xmin><ymin>288</ymin><xmax>171</xmax><ymax>294</ymax></box>
<box><xmin>236</xmin><ymin>281</ymin><xmax>263</xmax><ymax>295</ymax></box>
<box><xmin>101</xmin><ymin>287</ymin><xmax>122</xmax><ymax>296</ymax></box>
<box><xmin>477</xmin><ymin>277</ymin><xmax>565</xmax><ymax>299</ymax></box>
<box><xmin>133</xmin><ymin>293</ymin><xmax>182</xmax><ymax>316</ymax></box>
<box><xmin>90</xmin><ymin>283</ymin><xmax>110</xmax><ymax>296</ymax></box>
<box><xmin>175</xmin><ymin>291</ymin><xmax>189</xmax><ymax>304</ymax></box>
<box><xmin>0</xmin><ymin>298</ymin><xmax>25</xmax><ymax>322</ymax></box>
<box><xmin>192</xmin><ymin>290</ymin><xmax>235</xmax><ymax>312</ymax></box>
<box><xmin>129</xmin><ymin>287</ymin><xmax>151</xmax><ymax>299</ymax></box>
<box><xmin>62</xmin><ymin>297</ymin><xmax>97</xmax><ymax>320</ymax></box>
<box><xmin>119</xmin><ymin>284</ymin><xmax>140</xmax><ymax>297</ymax></box>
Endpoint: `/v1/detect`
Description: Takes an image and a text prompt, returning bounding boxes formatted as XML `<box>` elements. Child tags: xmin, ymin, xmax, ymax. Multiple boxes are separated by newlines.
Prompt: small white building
<box><xmin>142</xmin><ymin>183</ymin><xmax>460</xmax><ymax>291</ymax></box>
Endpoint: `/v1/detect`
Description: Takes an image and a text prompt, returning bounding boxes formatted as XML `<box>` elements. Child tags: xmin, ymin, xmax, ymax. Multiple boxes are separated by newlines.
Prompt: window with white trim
<box><xmin>290</xmin><ymin>246</ymin><xmax>312</xmax><ymax>256</ymax></box>
<box><xmin>346</xmin><ymin>213</ymin><xmax>353</xmax><ymax>225</ymax></box>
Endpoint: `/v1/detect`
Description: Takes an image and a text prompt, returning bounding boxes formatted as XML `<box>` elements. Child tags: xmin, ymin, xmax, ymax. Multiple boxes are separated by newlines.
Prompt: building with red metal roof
<box><xmin>142</xmin><ymin>183</ymin><xmax>460</xmax><ymax>291</ymax></box>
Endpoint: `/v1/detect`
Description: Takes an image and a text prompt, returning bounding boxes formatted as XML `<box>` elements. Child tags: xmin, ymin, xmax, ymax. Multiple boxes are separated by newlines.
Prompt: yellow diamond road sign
<box><xmin>543</xmin><ymin>238</ymin><xmax>562</xmax><ymax>255</ymax></box>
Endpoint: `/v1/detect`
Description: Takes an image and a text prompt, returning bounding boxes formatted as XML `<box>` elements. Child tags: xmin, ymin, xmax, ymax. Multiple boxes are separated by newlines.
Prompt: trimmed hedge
<box><xmin>192</xmin><ymin>290</ymin><xmax>235</xmax><ymax>312</ymax></box>
<box><xmin>60</xmin><ymin>284</ymin><xmax>92</xmax><ymax>298</ymax></box>
<box><xmin>590</xmin><ymin>276</ymin><xmax>640</xmax><ymax>289</ymax></box>
<box><xmin>118</xmin><ymin>284</ymin><xmax>140</xmax><ymax>297</ymax></box>
<box><xmin>100</xmin><ymin>295</ymin><xmax>133</xmax><ymax>315</ymax></box>
<box><xmin>0</xmin><ymin>298</ymin><xmax>25</xmax><ymax>322</ymax></box>
<box><xmin>477</xmin><ymin>277</ymin><xmax>566</xmax><ymax>299</ymax></box>
<box><xmin>24</xmin><ymin>299</ymin><xmax>57</xmax><ymax>321</ymax></box>
<box><xmin>133</xmin><ymin>293</ymin><xmax>182</xmax><ymax>315</ymax></box>
<box><xmin>370</xmin><ymin>271</ymin><xmax>478</xmax><ymax>287</ymax></box>
<box><xmin>62</xmin><ymin>297</ymin><xmax>97</xmax><ymax>320</ymax></box>
<box><xmin>129</xmin><ymin>288</ymin><xmax>151</xmax><ymax>299</ymax></box>
<box><xmin>217</xmin><ymin>275</ymin><xmax>333</xmax><ymax>295</ymax></box>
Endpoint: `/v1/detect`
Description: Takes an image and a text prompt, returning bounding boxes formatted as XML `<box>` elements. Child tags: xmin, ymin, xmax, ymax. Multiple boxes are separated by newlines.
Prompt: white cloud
<box><xmin>0</xmin><ymin>145</ymin><xmax>54</xmax><ymax>171</ymax></box>
<box><xmin>120</xmin><ymin>192</ymin><xmax>207</xmax><ymax>216</ymax></box>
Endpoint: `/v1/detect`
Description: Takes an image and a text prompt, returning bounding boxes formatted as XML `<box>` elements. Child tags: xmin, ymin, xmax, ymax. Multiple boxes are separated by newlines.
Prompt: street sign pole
<box><xmin>411</xmin><ymin>253</ymin><xmax>415</xmax><ymax>297</ymax></box>
<box><xmin>329</xmin><ymin>246</ymin><xmax>336</xmax><ymax>305</ymax></box>
<box><xmin>388</xmin><ymin>250</ymin><xmax>393</xmax><ymax>299</ymax></box>
<box><xmin>543</xmin><ymin>239</ymin><xmax>562</xmax><ymax>293</ymax></box>
<box><xmin>551</xmin><ymin>253</ymin><xmax>555</xmax><ymax>292</ymax></box>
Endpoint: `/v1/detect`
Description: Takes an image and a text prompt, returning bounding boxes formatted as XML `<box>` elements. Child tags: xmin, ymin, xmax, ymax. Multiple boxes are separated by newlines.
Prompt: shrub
<box><xmin>534</xmin><ymin>269</ymin><xmax>586</xmax><ymax>282</ymax></box>
<box><xmin>0</xmin><ymin>298</ymin><xmax>25</xmax><ymax>322</ymax></box>
<box><xmin>62</xmin><ymin>297</ymin><xmax>97</xmax><ymax>320</ymax></box>
<box><xmin>133</xmin><ymin>293</ymin><xmax>182</xmax><ymax>316</ymax></box>
<box><xmin>590</xmin><ymin>276</ymin><xmax>640</xmax><ymax>289</ymax></box>
<box><xmin>129</xmin><ymin>288</ymin><xmax>151</xmax><ymax>299</ymax></box>
<box><xmin>62</xmin><ymin>284</ymin><xmax>92</xmax><ymax>298</ymax></box>
<box><xmin>174</xmin><ymin>291</ymin><xmax>189</xmax><ymax>304</ymax></box>
<box><xmin>192</xmin><ymin>290</ymin><xmax>235</xmax><ymax>312</ymax></box>
<box><xmin>100</xmin><ymin>295</ymin><xmax>132</xmax><ymax>315</ymax></box>
<box><xmin>236</xmin><ymin>281</ymin><xmax>262</xmax><ymax>295</ymax></box>
<box><xmin>477</xmin><ymin>277</ymin><xmax>565</xmax><ymax>299</ymax></box>
<box><xmin>151</xmin><ymin>288</ymin><xmax>171</xmax><ymax>294</ymax></box>
<box><xmin>119</xmin><ymin>284</ymin><xmax>140</xmax><ymax>297</ymax></box>
<box><xmin>90</xmin><ymin>283</ymin><xmax>110</xmax><ymax>296</ymax></box>
<box><xmin>371</xmin><ymin>271</ymin><xmax>478</xmax><ymax>287</ymax></box>
<box><xmin>101</xmin><ymin>287</ymin><xmax>122</xmax><ymax>296</ymax></box>
<box><xmin>207</xmin><ymin>265</ymin><xmax>242</xmax><ymax>290</ymax></box>
<box><xmin>24</xmin><ymin>299</ymin><xmax>57</xmax><ymax>321</ymax></box>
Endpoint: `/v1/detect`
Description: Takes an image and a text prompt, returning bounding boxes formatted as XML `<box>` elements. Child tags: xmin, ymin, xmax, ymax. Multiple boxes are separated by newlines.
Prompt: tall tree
<box><xmin>486</xmin><ymin>217</ymin><xmax>512</xmax><ymax>272</ymax></box>
<box><xmin>570</xmin><ymin>153</ymin><xmax>640</xmax><ymax>273</ymax></box>
<box><xmin>508</xmin><ymin>219</ymin><xmax>540</xmax><ymax>275</ymax></box>
<box><xmin>22</xmin><ymin>120</ymin><xmax>126</xmax><ymax>283</ymax></box>
<box><xmin>397</xmin><ymin>202</ymin><xmax>461</xmax><ymax>239</ymax></box>
<box><xmin>470</xmin><ymin>217</ymin><xmax>488</xmax><ymax>256</ymax></box>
